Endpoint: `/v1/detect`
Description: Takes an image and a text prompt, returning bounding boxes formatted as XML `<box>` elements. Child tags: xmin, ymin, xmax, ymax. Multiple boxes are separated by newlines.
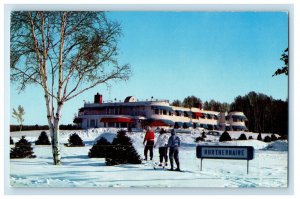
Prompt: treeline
<box><xmin>171</xmin><ymin>95</ymin><xmax>230</xmax><ymax>112</ymax></box>
<box><xmin>230</xmin><ymin>91</ymin><xmax>288</xmax><ymax>136</ymax></box>
<box><xmin>10</xmin><ymin>124</ymin><xmax>81</xmax><ymax>132</ymax></box>
<box><xmin>172</xmin><ymin>91</ymin><xmax>288</xmax><ymax>136</ymax></box>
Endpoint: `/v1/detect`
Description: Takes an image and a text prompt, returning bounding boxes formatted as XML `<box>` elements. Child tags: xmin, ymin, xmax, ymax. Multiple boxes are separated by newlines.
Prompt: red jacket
<box><xmin>144</xmin><ymin>130</ymin><xmax>155</xmax><ymax>143</ymax></box>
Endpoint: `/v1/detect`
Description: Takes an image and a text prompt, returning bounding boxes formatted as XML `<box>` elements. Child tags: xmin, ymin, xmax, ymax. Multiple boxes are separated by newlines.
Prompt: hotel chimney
<box><xmin>94</xmin><ymin>93</ymin><xmax>103</xmax><ymax>104</ymax></box>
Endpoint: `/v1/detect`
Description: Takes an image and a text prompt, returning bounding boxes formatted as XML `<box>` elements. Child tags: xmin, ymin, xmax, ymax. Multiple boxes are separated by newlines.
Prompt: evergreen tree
<box><xmin>264</xmin><ymin>136</ymin><xmax>272</xmax><ymax>143</ymax></box>
<box><xmin>10</xmin><ymin>136</ymin><xmax>14</xmax><ymax>145</ymax></box>
<box><xmin>171</xmin><ymin>99</ymin><xmax>182</xmax><ymax>107</ymax></box>
<box><xmin>65</xmin><ymin>133</ymin><xmax>85</xmax><ymax>147</ymax></box>
<box><xmin>10</xmin><ymin>136</ymin><xmax>36</xmax><ymax>159</ymax></box>
<box><xmin>271</xmin><ymin>134</ymin><xmax>278</xmax><ymax>141</ymax></box>
<box><xmin>35</xmin><ymin>131</ymin><xmax>51</xmax><ymax>145</ymax></box>
<box><xmin>219</xmin><ymin>131</ymin><xmax>232</xmax><ymax>142</ymax></box>
<box><xmin>238</xmin><ymin>133</ymin><xmax>247</xmax><ymax>140</ymax></box>
<box><xmin>106</xmin><ymin>130</ymin><xmax>142</xmax><ymax>166</ymax></box>
<box><xmin>182</xmin><ymin>96</ymin><xmax>202</xmax><ymax>108</ymax></box>
<box><xmin>257</xmin><ymin>133</ymin><xmax>262</xmax><ymax>141</ymax></box>
<box><xmin>88</xmin><ymin>137</ymin><xmax>111</xmax><ymax>158</ymax></box>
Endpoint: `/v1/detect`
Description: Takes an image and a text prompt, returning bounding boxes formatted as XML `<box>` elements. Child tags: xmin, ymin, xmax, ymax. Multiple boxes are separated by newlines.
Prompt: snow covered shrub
<box><xmin>35</xmin><ymin>131</ymin><xmax>51</xmax><ymax>145</ymax></box>
<box><xmin>10</xmin><ymin>136</ymin><xmax>36</xmax><ymax>159</ymax></box>
<box><xmin>65</xmin><ymin>133</ymin><xmax>85</xmax><ymax>147</ymax></box>
<box><xmin>248</xmin><ymin>136</ymin><xmax>253</xmax><ymax>139</ymax></box>
<box><xmin>264</xmin><ymin>136</ymin><xmax>272</xmax><ymax>143</ymax></box>
<box><xmin>219</xmin><ymin>131</ymin><xmax>232</xmax><ymax>142</ymax></box>
<box><xmin>88</xmin><ymin>137</ymin><xmax>111</xmax><ymax>158</ymax></box>
<box><xmin>257</xmin><ymin>133</ymin><xmax>262</xmax><ymax>141</ymax></box>
<box><xmin>238</xmin><ymin>133</ymin><xmax>247</xmax><ymax>140</ymax></box>
<box><xmin>106</xmin><ymin>130</ymin><xmax>142</xmax><ymax>166</ymax></box>
<box><xmin>271</xmin><ymin>134</ymin><xmax>278</xmax><ymax>141</ymax></box>
<box><xmin>10</xmin><ymin>136</ymin><xmax>14</xmax><ymax>145</ymax></box>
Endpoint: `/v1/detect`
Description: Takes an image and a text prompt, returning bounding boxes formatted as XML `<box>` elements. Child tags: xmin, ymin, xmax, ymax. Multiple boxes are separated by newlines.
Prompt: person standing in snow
<box><xmin>143</xmin><ymin>126</ymin><xmax>155</xmax><ymax>161</ymax></box>
<box><xmin>154</xmin><ymin>128</ymin><xmax>169</xmax><ymax>166</ymax></box>
<box><xmin>167</xmin><ymin>129</ymin><xmax>181</xmax><ymax>171</ymax></box>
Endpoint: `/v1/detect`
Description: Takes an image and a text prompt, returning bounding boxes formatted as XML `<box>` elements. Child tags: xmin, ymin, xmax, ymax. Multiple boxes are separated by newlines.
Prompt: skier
<box><xmin>167</xmin><ymin>129</ymin><xmax>181</xmax><ymax>171</ymax></box>
<box><xmin>154</xmin><ymin>128</ymin><xmax>169</xmax><ymax>167</ymax></box>
<box><xmin>143</xmin><ymin>126</ymin><xmax>155</xmax><ymax>161</ymax></box>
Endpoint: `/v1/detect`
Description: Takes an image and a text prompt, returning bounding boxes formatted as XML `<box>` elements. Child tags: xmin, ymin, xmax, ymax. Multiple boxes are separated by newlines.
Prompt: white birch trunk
<box><xmin>50</xmin><ymin>103</ymin><xmax>63</xmax><ymax>165</ymax></box>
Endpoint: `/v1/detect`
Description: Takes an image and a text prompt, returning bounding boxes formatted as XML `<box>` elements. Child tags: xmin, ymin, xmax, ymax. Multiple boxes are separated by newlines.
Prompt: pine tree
<box><xmin>257</xmin><ymin>133</ymin><xmax>262</xmax><ymax>141</ymax></box>
<box><xmin>65</xmin><ymin>133</ymin><xmax>85</xmax><ymax>147</ymax></box>
<box><xmin>219</xmin><ymin>131</ymin><xmax>232</xmax><ymax>142</ymax></box>
<box><xmin>88</xmin><ymin>137</ymin><xmax>111</xmax><ymax>158</ymax></box>
<box><xmin>35</xmin><ymin>131</ymin><xmax>51</xmax><ymax>145</ymax></box>
<box><xmin>10</xmin><ymin>136</ymin><xmax>36</xmax><ymax>159</ymax></box>
<box><xmin>10</xmin><ymin>136</ymin><xmax>14</xmax><ymax>145</ymax></box>
<box><xmin>106</xmin><ymin>130</ymin><xmax>142</xmax><ymax>166</ymax></box>
<box><xmin>271</xmin><ymin>133</ymin><xmax>278</xmax><ymax>141</ymax></box>
<box><xmin>238</xmin><ymin>133</ymin><xmax>247</xmax><ymax>140</ymax></box>
<box><xmin>264</xmin><ymin>136</ymin><xmax>272</xmax><ymax>142</ymax></box>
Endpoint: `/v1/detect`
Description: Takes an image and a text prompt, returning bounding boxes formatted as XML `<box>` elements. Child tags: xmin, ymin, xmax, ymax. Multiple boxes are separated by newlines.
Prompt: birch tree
<box><xmin>10</xmin><ymin>11</ymin><xmax>131</xmax><ymax>165</ymax></box>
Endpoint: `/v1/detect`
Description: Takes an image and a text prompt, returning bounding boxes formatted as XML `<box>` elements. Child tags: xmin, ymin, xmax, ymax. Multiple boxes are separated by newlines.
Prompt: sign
<box><xmin>196</xmin><ymin>145</ymin><xmax>254</xmax><ymax>160</ymax></box>
<box><xmin>196</xmin><ymin>145</ymin><xmax>255</xmax><ymax>174</ymax></box>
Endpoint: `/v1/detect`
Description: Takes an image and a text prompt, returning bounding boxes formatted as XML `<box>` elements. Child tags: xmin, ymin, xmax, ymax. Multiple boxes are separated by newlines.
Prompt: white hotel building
<box><xmin>73</xmin><ymin>93</ymin><xmax>248</xmax><ymax>131</ymax></box>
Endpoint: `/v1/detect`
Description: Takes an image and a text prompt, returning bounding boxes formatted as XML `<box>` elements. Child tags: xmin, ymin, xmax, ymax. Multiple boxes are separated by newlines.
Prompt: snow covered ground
<box><xmin>9</xmin><ymin>128</ymin><xmax>288</xmax><ymax>188</ymax></box>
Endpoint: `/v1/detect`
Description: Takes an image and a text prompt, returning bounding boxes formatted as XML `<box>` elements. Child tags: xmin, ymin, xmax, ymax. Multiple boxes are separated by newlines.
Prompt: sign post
<box><xmin>196</xmin><ymin>145</ymin><xmax>254</xmax><ymax>174</ymax></box>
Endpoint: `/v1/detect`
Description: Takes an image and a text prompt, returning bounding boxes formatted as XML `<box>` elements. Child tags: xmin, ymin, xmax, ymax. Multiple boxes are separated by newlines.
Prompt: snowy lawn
<box><xmin>10</xmin><ymin>129</ymin><xmax>288</xmax><ymax>188</ymax></box>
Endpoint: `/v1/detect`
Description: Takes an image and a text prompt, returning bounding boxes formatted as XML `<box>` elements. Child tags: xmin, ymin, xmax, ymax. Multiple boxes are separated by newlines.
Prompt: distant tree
<box><xmin>203</xmin><ymin>100</ymin><xmax>229</xmax><ymax>112</ymax></box>
<box><xmin>230</xmin><ymin>91</ymin><xmax>288</xmax><ymax>136</ymax></box>
<box><xmin>88</xmin><ymin>137</ymin><xmax>111</xmax><ymax>158</ymax></box>
<box><xmin>219</xmin><ymin>131</ymin><xmax>232</xmax><ymax>142</ymax></box>
<box><xmin>10</xmin><ymin>136</ymin><xmax>14</xmax><ymax>145</ymax></box>
<box><xmin>273</xmin><ymin>48</ymin><xmax>288</xmax><ymax>76</ymax></box>
<box><xmin>182</xmin><ymin>96</ymin><xmax>202</xmax><ymax>108</ymax></box>
<box><xmin>106</xmin><ymin>130</ymin><xmax>141</xmax><ymax>166</ymax></box>
<box><xmin>11</xmin><ymin>11</ymin><xmax>131</xmax><ymax>165</ymax></box>
<box><xmin>65</xmin><ymin>133</ymin><xmax>85</xmax><ymax>147</ymax></box>
<box><xmin>238</xmin><ymin>133</ymin><xmax>247</xmax><ymax>140</ymax></box>
<box><xmin>35</xmin><ymin>131</ymin><xmax>51</xmax><ymax>145</ymax></box>
<box><xmin>10</xmin><ymin>136</ymin><xmax>36</xmax><ymax>159</ymax></box>
<box><xmin>171</xmin><ymin>99</ymin><xmax>182</xmax><ymax>107</ymax></box>
<box><xmin>12</xmin><ymin>105</ymin><xmax>25</xmax><ymax>132</ymax></box>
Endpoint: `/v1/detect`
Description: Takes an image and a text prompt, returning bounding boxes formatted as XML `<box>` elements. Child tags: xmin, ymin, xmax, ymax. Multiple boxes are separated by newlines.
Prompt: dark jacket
<box><xmin>167</xmin><ymin>134</ymin><xmax>180</xmax><ymax>148</ymax></box>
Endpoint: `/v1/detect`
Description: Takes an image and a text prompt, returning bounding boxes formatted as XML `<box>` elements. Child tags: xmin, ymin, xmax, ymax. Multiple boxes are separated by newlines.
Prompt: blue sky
<box><xmin>10</xmin><ymin>11</ymin><xmax>288</xmax><ymax>125</ymax></box>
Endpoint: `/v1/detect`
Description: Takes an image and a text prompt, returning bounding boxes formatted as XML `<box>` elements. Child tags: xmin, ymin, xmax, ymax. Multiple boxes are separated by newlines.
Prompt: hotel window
<box><xmin>163</xmin><ymin>110</ymin><xmax>167</xmax><ymax>115</ymax></box>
